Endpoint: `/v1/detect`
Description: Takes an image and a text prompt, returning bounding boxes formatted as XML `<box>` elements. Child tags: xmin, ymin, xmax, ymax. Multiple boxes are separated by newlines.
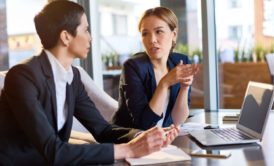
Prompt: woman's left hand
<box><xmin>180</xmin><ymin>63</ymin><xmax>199</xmax><ymax>89</ymax></box>
<box><xmin>162</xmin><ymin>124</ymin><xmax>180</xmax><ymax>147</ymax></box>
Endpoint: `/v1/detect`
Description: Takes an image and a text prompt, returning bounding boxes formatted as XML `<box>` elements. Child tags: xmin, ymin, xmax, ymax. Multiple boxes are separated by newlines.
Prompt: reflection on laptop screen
<box><xmin>239</xmin><ymin>85</ymin><xmax>273</xmax><ymax>134</ymax></box>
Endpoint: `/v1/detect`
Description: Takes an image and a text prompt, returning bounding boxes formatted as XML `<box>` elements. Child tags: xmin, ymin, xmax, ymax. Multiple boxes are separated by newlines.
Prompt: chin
<box><xmin>149</xmin><ymin>54</ymin><xmax>163</xmax><ymax>60</ymax></box>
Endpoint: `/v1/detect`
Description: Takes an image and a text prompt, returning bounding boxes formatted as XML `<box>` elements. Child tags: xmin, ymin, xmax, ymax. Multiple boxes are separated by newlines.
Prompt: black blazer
<box><xmin>112</xmin><ymin>52</ymin><xmax>191</xmax><ymax>130</ymax></box>
<box><xmin>0</xmin><ymin>51</ymin><xmax>137</xmax><ymax>165</ymax></box>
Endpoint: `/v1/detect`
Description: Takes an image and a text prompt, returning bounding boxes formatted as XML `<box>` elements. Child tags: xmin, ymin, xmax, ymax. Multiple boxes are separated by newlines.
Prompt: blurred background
<box><xmin>0</xmin><ymin>0</ymin><xmax>273</xmax><ymax>110</ymax></box>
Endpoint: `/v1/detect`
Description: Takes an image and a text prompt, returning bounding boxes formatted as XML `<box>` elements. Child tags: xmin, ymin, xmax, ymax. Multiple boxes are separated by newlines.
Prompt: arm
<box><xmin>120</xmin><ymin>61</ymin><xmax>162</xmax><ymax>129</ymax></box>
<box><xmin>4</xmin><ymin>66</ymin><xmax>114</xmax><ymax>165</ymax></box>
<box><xmin>171</xmin><ymin>86</ymin><xmax>190</xmax><ymax>126</ymax></box>
<box><xmin>73</xmin><ymin>69</ymin><xmax>180</xmax><ymax>159</ymax></box>
<box><xmin>171</xmin><ymin>62</ymin><xmax>199</xmax><ymax>125</ymax></box>
<box><xmin>73</xmin><ymin>67</ymin><xmax>138</xmax><ymax>143</ymax></box>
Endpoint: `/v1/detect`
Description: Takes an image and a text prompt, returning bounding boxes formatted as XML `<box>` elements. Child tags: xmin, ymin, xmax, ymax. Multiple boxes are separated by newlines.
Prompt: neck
<box><xmin>47</xmin><ymin>48</ymin><xmax>74</xmax><ymax>70</ymax></box>
<box><xmin>150</xmin><ymin>56</ymin><xmax>168</xmax><ymax>71</ymax></box>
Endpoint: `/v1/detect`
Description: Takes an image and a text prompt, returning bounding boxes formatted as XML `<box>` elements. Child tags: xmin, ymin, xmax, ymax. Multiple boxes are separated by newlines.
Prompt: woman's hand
<box><xmin>114</xmin><ymin>125</ymin><xmax>179</xmax><ymax>159</ymax></box>
<box><xmin>162</xmin><ymin>124</ymin><xmax>180</xmax><ymax>147</ymax></box>
<box><xmin>180</xmin><ymin>63</ymin><xmax>199</xmax><ymax>89</ymax></box>
<box><xmin>125</xmin><ymin>127</ymin><xmax>166</xmax><ymax>158</ymax></box>
<box><xmin>160</xmin><ymin>61</ymin><xmax>199</xmax><ymax>88</ymax></box>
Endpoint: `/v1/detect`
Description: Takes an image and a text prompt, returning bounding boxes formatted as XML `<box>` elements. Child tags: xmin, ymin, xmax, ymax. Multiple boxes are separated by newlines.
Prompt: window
<box><xmin>113</xmin><ymin>14</ymin><xmax>127</xmax><ymax>35</ymax></box>
<box><xmin>228</xmin><ymin>25</ymin><xmax>242</xmax><ymax>40</ymax></box>
<box><xmin>216</xmin><ymin>0</ymin><xmax>274</xmax><ymax>109</ymax></box>
<box><xmin>228</xmin><ymin>0</ymin><xmax>242</xmax><ymax>8</ymax></box>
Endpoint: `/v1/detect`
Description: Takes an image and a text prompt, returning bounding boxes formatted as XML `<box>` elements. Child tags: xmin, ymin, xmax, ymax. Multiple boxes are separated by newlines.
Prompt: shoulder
<box><xmin>7</xmin><ymin>56</ymin><xmax>39</xmax><ymax>78</ymax></box>
<box><xmin>169</xmin><ymin>52</ymin><xmax>191</xmax><ymax>64</ymax></box>
<box><xmin>124</xmin><ymin>52</ymin><xmax>150</xmax><ymax>66</ymax></box>
<box><xmin>123</xmin><ymin>52</ymin><xmax>151</xmax><ymax>71</ymax></box>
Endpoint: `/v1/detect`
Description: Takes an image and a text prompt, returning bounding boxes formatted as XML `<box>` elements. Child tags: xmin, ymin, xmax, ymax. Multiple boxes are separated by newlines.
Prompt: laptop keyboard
<box><xmin>211</xmin><ymin>128</ymin><xmax>252</xmax><ymax>141</ymax></box>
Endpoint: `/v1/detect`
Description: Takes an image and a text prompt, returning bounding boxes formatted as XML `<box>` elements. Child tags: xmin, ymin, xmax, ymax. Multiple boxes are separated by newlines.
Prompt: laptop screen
<box><xmin>239</xmin><ymin>83</ymin><xmax>273</xmax><ymax>134</ymax></box>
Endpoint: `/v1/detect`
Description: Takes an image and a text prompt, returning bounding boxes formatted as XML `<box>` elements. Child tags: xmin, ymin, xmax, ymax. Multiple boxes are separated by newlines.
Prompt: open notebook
<box><xmin>125</xmin><ymin>145</ymin><xmax>191</xmax><ymax>165</ymax></box>
<box><xmin>190</xmin><ymin>81</ymin><xmax>274</xmax><ymax>146</ymax></box>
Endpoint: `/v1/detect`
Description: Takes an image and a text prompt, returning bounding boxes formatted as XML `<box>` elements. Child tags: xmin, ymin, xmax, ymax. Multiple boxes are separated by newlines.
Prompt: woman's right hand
<box><xmin>126</xmin><ymin>126</ymin><xmax>166</xmax><ymax>158</ymax></box>
<box><xmin>114</xmin><ymin>126</ymin><xmax>166</xmax><ymax>159</ymax></box>
<box><xmin>114</xmin><ymin>125</ymin><xmax>180</xmax><ymax>160</ymax></box>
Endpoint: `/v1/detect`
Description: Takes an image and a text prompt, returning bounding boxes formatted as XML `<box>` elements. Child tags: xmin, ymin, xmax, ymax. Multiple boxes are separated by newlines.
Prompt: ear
<box><xmin>60</xmin><ymin>30</ymin><xmax>72</xmax><ymax>47</ymax></box>
<box><xmin>172</xmin><ymin>28</ymin><xmax>178</xmax><ymax>41</ymax></box>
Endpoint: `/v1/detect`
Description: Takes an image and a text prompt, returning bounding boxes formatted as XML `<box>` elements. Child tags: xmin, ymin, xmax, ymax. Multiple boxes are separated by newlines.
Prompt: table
<box><xmin>114</xmin><ymin>109</ymin><xmax>274</xmax><ymax>166</ymax></box>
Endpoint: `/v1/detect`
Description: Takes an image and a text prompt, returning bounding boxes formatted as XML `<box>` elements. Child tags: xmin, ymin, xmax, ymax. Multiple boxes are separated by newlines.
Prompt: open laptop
<box><xmin>190</xmin><ymin>81</ymin><xmax>274</xmax><ymax>146</ymax></box>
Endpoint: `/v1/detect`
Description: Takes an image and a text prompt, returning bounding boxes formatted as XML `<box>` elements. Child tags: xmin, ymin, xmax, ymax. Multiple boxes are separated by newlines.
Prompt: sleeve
<box><xmin>73</xmin><ymin>68</ymin><xmax>139</xmax><ymax>144</ymax></box>
<box><xmin>4</xmin><ymin>65</ymin><xmax>116</xmax><ymax>165</ymax></box>
<box><xmin>120</xmin><ymin>60</ymin><xmax>162</xmax><ymax>130</ymax></box>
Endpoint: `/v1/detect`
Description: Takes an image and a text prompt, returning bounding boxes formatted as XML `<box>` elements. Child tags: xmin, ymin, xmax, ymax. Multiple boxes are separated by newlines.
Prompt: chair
<box><xmin>266</xmin><ymin>54</ymin><xmax>274</xmax><ymax>84</ymax></box>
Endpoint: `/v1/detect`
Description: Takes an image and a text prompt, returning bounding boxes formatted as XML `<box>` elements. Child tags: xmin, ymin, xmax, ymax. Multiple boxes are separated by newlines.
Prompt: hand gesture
<box><xmin>160</xmin><ymin>60</ymin><xmax>199</xmax><ymax>88</ymax></box>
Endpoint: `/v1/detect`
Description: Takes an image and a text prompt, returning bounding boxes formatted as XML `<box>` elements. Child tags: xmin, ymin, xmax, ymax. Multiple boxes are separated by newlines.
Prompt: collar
<box><xmin>45</xmin><ymin>50</ymin><xmax>73</xmax><ymax>84</ymax></box>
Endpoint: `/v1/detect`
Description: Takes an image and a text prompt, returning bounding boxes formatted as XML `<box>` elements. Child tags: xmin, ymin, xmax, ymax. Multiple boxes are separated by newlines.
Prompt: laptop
<box><xmin>190</xmin><ymin>81</ymin><xmax>274</xmax><ymax>146</ymax></box>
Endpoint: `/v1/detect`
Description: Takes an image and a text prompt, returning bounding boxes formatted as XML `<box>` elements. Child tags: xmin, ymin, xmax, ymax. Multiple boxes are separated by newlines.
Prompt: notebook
<box><xmin>190</xmin><ymin>81</ymin><xmax>274</xmax><ymax>146</ymax></box>
<box><xmin>125</xmin><ymin>145</ymin><xmax>191</xmax><ymax>165</ymax></box>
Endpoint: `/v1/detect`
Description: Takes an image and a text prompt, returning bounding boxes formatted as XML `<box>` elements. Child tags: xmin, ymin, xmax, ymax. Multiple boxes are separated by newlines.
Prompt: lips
<box><xmin>150</xmin><ymin>47</ymin><xmax>159</xmax><ymax>53</ymax></box>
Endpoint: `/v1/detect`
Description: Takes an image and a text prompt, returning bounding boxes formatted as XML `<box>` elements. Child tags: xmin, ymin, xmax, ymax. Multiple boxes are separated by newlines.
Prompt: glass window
<box><xmin>228</xmin><ymin>25</ymin><xmax>242</xmax><ymax>40</ymax></box>
<box><xmin>228</xmin><ymin>0</ymin><xmax>242</xmax><ymax>8</ymax></box>
<box><xmin>216</xmin><ymin>0</ymin><xmax>274</xmax><ymax>109</ymax></box>
<box><xmin>113</xmin><ymin>14</ymin><xmax>127</xmax><ymax>35</ymax></box>
<box><xmin>1</xmin><ymin>0</ymin><xmax>47</xmax><ymax>69</ymax></box>
<box><xmin>0</xmin><ymin>0</ymin><xmax>8</xmax><ymax>71</ymax></box>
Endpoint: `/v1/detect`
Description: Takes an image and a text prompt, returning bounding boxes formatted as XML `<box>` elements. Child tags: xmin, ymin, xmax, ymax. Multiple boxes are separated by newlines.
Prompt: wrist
<box><xmin>180</xmin><ymin>85</ymin><xmax>189</xmax><ymax>91</ymax></box>
<box><xmin>114</xmin><ymin>143</ymin><xmax>131</xmax><ymax>159</ymax></box>
<box><xmin>159</xmin><ymin>79</ymin><xmax>170</xmax><ymax>89</ymax></box>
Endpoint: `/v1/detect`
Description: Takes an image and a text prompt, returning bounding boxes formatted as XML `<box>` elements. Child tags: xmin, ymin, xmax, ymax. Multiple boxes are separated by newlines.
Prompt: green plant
<box><xmin>175</xmin><ymin>43</ymin><xmax>189</xmax><ymax>55</ymax></box>
<box><xmin>253</xmin><ymin>44</ymin><xmax>265</xmax><ymax>62</ymax></box>
<box><xmin>234</xmin><ymin>49</ymin><xmax>239</xmax><ymax>62</ymax></box>
<box><xmin>101</xmin><ymin>52</ymin><xmax>119</xmax><ymax>67</ymax></box>
<box><xmin>269</xmin><ymin>43</ymin><xmax>274</xmax><ymax>53</ymax></box>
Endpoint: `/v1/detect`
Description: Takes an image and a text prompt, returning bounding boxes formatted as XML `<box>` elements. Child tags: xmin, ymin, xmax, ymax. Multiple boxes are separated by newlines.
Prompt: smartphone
<box><xmin>190</xmin><ymin>149</ymin><xmax>231</xmax><ymax>158</ymax></box>
<box><xmin>204</xmin><ymin>124</ymin><xmax>219</xmax><ymax>129</ymax></box>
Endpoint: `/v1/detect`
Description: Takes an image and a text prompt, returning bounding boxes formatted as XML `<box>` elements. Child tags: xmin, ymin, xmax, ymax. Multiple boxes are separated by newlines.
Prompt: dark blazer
<box><xmin>0</xmin><ymin>51</ymin><xmax>137</xmax><ymax>165</ymax></box>
<box><xmin>112</xmin><ymin>52</ymin><xmax>191</xmax><ymax>130</ymax></box>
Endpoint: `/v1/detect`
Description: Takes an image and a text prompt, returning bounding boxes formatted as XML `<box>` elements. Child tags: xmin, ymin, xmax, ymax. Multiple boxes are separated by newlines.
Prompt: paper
<box><xmin>179</xmin><ymin>122</ymin><xmax>207</xmax><ymax>136</ymax></box>
<box><xmin>125</xmin><ymin>145</ymin><xmax>191</xmax><ymax>165</ymax></box>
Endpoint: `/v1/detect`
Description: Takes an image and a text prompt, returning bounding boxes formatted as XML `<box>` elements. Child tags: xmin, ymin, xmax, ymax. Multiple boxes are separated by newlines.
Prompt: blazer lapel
<box><xmin>39</xmin><ymin>51</ymin><xmax>58</xmax><ymax>131</ymax></box>
<box><xmin>65</xmin><ymin>82</ymin><xmax>74</xmax><ymax>132</ymax></box>
<box><xmin>146</xmin><ymin>56</ymin><xmax>157</xmax><ymax>97</ymax></box>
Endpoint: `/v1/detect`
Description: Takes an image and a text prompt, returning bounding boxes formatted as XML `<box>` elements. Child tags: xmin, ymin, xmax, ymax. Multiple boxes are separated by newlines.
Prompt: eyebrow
<box><xmin>154</xmin><ymin>26</ymin><xmax>164</xmax><ymax>30</ymax></box>
<box><xmin>141</xmin><ymin>26</ymin><xmax>165</xmax><ymax>32</ymax></box>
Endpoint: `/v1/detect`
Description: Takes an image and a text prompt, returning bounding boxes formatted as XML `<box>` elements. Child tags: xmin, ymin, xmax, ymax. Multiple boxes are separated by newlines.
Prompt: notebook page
<box><xmin>125</xmin><ymin>145</ymin><xmax>191</xmax><ymax>165</ymax></box>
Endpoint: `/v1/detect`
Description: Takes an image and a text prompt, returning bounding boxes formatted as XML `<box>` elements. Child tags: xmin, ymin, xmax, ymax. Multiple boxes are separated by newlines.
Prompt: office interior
<box><xmin>0</xmin><ymin>0</ymin><xmax>273</xmax><ymax>112</ymax></box>
<box><xmin>1</xmin><ymin>1</ymin><xmax>274</xmax><ymax>165</ymax></box>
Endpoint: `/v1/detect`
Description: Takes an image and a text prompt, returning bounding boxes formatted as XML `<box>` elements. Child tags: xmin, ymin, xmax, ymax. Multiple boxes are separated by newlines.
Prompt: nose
<box><xmin>149</xmin><ymin>33</ymin><xmax>157</xmax><ymax>44</ymax></box>
<box><xmin>88</xmin><ymin>31</ymin><xmax>92</xmax><ymax>42</ymax></box>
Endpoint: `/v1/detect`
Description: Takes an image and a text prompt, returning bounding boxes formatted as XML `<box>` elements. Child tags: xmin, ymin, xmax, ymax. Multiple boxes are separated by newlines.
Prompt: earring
<box><xmin>172</xmin><ymin>41</ymin><xmax>176</xmax><ymax>48</ymax></box>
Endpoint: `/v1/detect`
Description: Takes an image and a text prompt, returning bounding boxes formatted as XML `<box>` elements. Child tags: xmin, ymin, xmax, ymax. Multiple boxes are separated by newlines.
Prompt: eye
<box><xmin>142</xmin><ymin>32</ymin><xmax>148</xmax><ymax>37</ymax></box>
<box><xmin>156</xmin><ymin>30</ymin><xmax>163</xmax><ymax>34</ymax></box>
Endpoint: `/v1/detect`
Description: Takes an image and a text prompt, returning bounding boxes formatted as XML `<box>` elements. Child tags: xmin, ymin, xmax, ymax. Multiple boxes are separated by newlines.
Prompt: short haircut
<box><xmin>138</xmin><ymin>7</ymin><xmax>178</xmax><ymax>32</ymax></box>
<box><xmin>34</xmin><ymin>0</ymin><xmax>85</xmax><ymax>49</ymax></box>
